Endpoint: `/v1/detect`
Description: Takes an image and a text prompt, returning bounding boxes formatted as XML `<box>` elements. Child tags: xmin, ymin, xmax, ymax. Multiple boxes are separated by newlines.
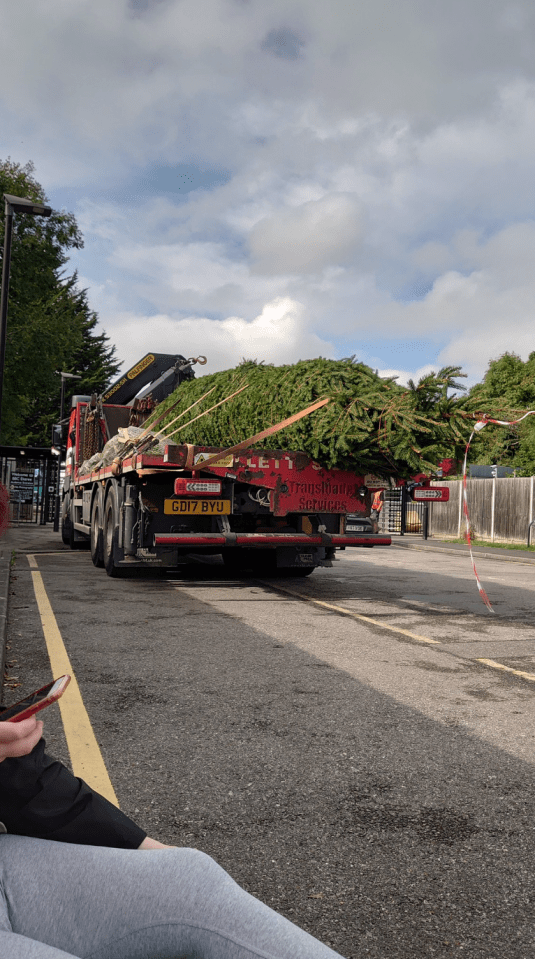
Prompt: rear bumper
<box><xmin>153</xmin><ymin>532</ymin><xmax>392</xmax><ymax>548</ymax></box>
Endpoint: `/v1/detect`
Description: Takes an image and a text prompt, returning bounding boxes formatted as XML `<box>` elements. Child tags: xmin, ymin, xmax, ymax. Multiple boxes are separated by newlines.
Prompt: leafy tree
<box><xmin>0</xmin><ymin>158</ymin><xmax>121</xmax><ymax>445</ymax></box>
<box><xmin>467</xmin><ymin>352</ymin><xmax>535</xmax><ymax>474</ymax></box>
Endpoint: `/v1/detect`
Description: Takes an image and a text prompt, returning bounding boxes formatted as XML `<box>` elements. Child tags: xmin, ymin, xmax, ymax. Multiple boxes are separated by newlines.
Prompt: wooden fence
<box><xmin>429</xmin><ymin>477</ymin><xmax>535</xmax><ymax>544</ymax></box>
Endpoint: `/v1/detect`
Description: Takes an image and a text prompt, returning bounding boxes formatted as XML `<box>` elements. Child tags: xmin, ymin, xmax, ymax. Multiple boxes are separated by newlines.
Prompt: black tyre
<box><xmin>61</xmin><ymin>519</ymin><xmax>71</xmax><ymax>546</ymax></box>
<box><xmin>90</xmin><ymin>495</ymin><xmax>104</xmax><ymax>568</ymax></box>
<box><xmin>61</xmin><ymin>494</ymin><xmax>71</xmax><ymax>545</ymax></box>
<box><xmin>103</xmin><ymin>487</ymin><xmax>123</xmax><ymax>577</ymax></box>
<box><xmin>64</xmin><ymin>497</ymin><xmax>89</xmax><ymax>550</ymax></box>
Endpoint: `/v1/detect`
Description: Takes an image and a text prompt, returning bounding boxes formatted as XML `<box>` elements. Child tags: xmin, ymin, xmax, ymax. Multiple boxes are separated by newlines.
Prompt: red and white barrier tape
<box><xmin>462</xmin><ymin>411</ymin><xmax>535</xmax><ymax>612</ymax></box>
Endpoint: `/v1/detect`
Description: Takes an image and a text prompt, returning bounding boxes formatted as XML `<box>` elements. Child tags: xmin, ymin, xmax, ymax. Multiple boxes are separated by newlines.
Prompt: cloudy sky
<box><xmin>2</xmin><ymin>0</ymin><xmax>535</xmax><ymax>386</ymax></box>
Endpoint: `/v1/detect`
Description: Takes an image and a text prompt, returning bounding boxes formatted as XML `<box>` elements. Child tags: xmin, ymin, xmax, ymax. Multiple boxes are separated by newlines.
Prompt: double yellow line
<box><xmin>27</xmin><ymin>555</ymin><xmax>118</xmax><ymax>806</ymax></box>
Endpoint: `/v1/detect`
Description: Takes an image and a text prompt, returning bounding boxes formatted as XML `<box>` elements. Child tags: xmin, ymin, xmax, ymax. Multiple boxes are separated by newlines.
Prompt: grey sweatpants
<box><xmin>0</xmin><ymin>835</ymin><xmax>345</xmax><ymax>959</ymax></box>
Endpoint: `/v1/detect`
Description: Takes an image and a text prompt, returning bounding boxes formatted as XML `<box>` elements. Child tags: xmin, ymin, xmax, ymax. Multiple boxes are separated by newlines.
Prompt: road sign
<box><xmin>411</xmin><ymin>487</ymin><xmax>449</xmax><ymax>502</ymax></box>
<box><xmin>10</xmin><ymin>471</ymin><xmax>34</xmax><ymax>503</ymax></box>
<box><xmin>364</xmin><ymin>474</ymin><xmax>385</xmax><ymax>489</ymax></box>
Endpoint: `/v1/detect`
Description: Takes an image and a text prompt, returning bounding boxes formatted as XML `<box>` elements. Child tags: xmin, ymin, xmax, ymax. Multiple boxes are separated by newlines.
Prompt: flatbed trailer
<box><xmin>62</xmin><ymin>398</ymin><xmax>391</xmax><ymax>577</ymax></box>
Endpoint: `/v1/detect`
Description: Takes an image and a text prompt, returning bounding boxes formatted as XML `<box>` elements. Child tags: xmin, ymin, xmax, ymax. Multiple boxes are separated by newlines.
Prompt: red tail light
<box><xmin>174</xmin><ymin>478</ymin><xmax>222</xmax><ymax>496</ymax></box>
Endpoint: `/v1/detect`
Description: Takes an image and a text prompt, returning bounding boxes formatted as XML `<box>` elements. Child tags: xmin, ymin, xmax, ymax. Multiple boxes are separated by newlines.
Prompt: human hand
<box><xmin>0</xmin><ymin>715</ymin><xmax>43</xmax><ymax>762</ymax></box>
<box><xmin>138</xmin><ymin>836</ymin><xmax>177</xmax><ymax>850</ymax></box>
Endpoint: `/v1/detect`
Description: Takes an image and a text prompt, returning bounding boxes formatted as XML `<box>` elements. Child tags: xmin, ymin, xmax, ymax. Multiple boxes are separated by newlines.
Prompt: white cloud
<box><xmin>3</xmin><ymin>0</ymin><xmax>535</xmax><ymax>184</ymax></box>
<box><xmin>248</xmin><ymin>193</ymin><xmax>365</xmax><ymax>275</ymax></box>
<box><xmin>3</xmin><ymin>0</ymin><xmax>535</xmax><ymax>392</ymax></box>
<box><xmin>106</xmin><ymin>297</ymin><xmax>335</xmax><ymax>375</ymax></box>
<box><xmin>377</xmin><ymin>365</ymin><xmax>437</xmax><ymax>387</ymax></box>
<box><xmin>365</xmin><ymin>221</ymin><xmax>535</xmax><ymax>380</ymax></box>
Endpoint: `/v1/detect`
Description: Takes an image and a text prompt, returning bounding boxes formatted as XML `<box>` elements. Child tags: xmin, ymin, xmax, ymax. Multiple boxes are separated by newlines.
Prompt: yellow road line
<box><xmin>476</xmin><ymin>658</ymin><xmax>535</xmax><ymax>683</ymax></box>
<box><xmin>264</xmin><ymin>583</ymin><xmax>535</xmax><ymax>683</ymax></box>
<box><xmin>26</xmin><ymin>552</ymin><xmax>69</xmax><ymax>558</ymax></box>
<box><xmin>261</xmin><ymin>581</ymin><xmax>441</xmax><ymax>645</ymax></box>
<box><xmin>26</xmin><ymin>555</ymin><xmax>119</xmax><ymax>806</ymax></box>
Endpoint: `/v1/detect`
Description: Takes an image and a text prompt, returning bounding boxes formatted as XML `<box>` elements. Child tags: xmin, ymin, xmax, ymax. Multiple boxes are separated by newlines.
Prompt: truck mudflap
<box><xmin>153</xmin><ymin>533</ymin><xmax>391</xmax><ymax>547</ymax></box>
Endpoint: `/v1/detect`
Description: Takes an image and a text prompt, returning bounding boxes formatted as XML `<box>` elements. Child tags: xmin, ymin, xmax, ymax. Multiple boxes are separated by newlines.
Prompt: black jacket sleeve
<box><xmin>0</xmin><ymin>736</ymin><xmax>147</xmax><ymax>848</ymax></box>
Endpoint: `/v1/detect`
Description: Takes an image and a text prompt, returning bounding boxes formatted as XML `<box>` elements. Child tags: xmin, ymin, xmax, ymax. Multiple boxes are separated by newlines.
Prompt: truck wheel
<box><xmin>103</xmin><ymin>487</ymin><xmax>123</xmax><ymax>577</ymax></box>
<box><xmin>64</xmin><ymin>496</ymin><xmax>89</xmax><ymax>550</ymax></box>
<box><xmin>60</xmin><ymin>493</ymin><xmax>71</xmax><ymax>545</ymax></box>
<box><xmin>90</xmin><ymin>495</ymin><xmax>104</xmax><ymax>568</ymax></box>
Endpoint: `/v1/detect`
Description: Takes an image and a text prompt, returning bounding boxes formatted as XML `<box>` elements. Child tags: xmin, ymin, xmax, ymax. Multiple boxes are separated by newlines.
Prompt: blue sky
<box><xmin>2</xmin><ymin>0</ymin><xmax>535</xmax><ymax>386</ymax></box>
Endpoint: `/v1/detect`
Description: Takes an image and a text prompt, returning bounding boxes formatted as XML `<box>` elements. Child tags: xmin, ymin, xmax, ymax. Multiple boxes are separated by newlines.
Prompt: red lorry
<box><xmin>60</xmin><ymin>353</ymin><xmax>391</xmax><ymax>577</ymax></box>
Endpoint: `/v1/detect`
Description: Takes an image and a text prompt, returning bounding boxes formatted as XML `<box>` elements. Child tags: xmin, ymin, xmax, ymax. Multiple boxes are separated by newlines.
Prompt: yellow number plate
<box><xmin>164</xmin><ymin>498</ymin><xmax>231</xmax><ymax>515</ymax></box>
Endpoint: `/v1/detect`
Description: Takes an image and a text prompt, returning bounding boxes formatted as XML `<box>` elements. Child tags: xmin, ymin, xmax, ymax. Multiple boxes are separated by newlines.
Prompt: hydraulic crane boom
<box><xmin>100</xmin><ymin>352</ymin><xmax>198</xmax><ymax>406</ymax></box>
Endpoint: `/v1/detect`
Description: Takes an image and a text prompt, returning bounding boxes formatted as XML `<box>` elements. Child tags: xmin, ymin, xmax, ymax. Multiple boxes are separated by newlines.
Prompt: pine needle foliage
<box><xmin>152</xmin><ymin>358</ymin><xmax>474</xmax><ymax>476</ymax></box>
<box><xmin>0</xmin><ymin>158</ymin><xmax>121</xmax><ymax>445</ymax></box>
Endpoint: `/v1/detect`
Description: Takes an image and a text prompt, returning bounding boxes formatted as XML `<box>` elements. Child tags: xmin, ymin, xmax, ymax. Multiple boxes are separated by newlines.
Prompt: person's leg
<box><xmin>0</xmin><ymin>866</ymin><xmax>81</xmax><ymax>959</ymax></box>
<box><xmin>0</xmin><ymin>931</ymin><xmax>81</xmax><ymax>959</ymax></box>
<box><xmin>0</xmin><ymin>835</ymin><xmax>345</xmax><ymax>959</ymax></box>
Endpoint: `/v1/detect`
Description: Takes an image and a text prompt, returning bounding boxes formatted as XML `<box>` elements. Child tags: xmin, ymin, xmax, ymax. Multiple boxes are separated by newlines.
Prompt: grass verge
<box><xmin>435</xmin><ymin>537</ymin><xmax>535</xmax><ymax>552</ymax></box>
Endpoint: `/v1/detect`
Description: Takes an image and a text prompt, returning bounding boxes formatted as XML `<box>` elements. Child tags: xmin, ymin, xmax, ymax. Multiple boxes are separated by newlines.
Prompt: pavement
<box><xmin>2</xmin><ymin>523</ymin><xmax>535</xmax><ymax>705</ymax></box>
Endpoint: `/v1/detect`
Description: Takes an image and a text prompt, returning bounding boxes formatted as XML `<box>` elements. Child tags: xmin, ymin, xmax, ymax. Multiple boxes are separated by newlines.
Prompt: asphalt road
<box><xmin>4</xmin><ymin>527</ymin><xmax>535</xmax><ymax>959</ymax></box>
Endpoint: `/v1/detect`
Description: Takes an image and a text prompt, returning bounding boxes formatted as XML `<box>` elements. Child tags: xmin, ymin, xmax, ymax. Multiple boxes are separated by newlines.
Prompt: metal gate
<box><xmin>0</xmin><ymin>446</ymin><xmax>58</xmax><ymax>525</ymax></box>
<box><xmin>379</xmin><ymin>488</ymin><xmax>428</xmax><ymax>537</ymax></box>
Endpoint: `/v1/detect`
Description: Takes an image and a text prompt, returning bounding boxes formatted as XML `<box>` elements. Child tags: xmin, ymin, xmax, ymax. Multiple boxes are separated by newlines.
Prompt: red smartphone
<box><xmin>0</xmin><ymin>675</ymin><xmax>71</xmax><ymax>723</ymax></box>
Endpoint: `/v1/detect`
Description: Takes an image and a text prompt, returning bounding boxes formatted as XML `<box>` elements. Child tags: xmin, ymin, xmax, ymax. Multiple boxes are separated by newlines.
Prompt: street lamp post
<box><xmin>0</xmin><ymin>194</ymin><xmax>52</xmax><ymax>438</ymax></box>
<box><xmin>53</xmin><ymin>371</ymin><xmax>81</xmax><ymax>533</ymax></box>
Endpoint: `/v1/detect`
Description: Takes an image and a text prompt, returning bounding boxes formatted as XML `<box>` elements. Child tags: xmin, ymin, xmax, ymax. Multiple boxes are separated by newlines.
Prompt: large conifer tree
<box><xmin>0</xmin><ymin>158</ymin><xmax>121</xmax><ymax>445</ymax></box>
